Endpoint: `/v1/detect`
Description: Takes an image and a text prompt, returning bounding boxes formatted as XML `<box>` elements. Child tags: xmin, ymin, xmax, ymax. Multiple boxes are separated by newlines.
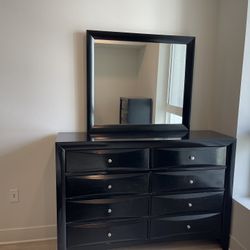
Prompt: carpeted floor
<box><xmin>0</xmin><ymin>240</ymin><xmax>222</xmax><ymax>250</ymax></box>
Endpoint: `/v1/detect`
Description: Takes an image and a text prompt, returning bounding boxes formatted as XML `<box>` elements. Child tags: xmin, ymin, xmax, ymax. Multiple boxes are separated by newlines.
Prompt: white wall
<box><xmin>0</xmin><ymin>0</ymin><xmax>222</xmax><ymax>242</ymax></box>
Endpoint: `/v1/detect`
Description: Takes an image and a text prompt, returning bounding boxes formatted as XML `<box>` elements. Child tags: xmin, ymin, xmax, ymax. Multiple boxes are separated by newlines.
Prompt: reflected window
<box><xmin>166</xmin><ymin>113</ymin><xmax>183</xmax><ymax>124</ymax></box>
<box><xmin>165</xmin><ymin>44</ymin><xmax>186</xmax><ymax>123</ymax></box>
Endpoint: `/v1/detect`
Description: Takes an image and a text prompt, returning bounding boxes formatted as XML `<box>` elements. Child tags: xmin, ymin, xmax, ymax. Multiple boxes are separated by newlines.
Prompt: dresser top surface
<box><xmin>56</xmin><ymin>130</ymin><xmax>235</xmax><ymax>145</ymax></box>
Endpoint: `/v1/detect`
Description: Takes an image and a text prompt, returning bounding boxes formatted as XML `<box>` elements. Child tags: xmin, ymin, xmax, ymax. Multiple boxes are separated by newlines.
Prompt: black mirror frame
<box><xmin>87</xmin><ymin>30</ymin><xmax>195</xmax><ymax>134</ymax></box>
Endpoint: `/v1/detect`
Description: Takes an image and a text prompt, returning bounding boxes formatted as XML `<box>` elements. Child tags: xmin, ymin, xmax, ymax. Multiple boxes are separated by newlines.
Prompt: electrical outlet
<box><xmin>9</xmin><ymin>188</ymin><xmax>19</xmax><ymax>203</ymax></box>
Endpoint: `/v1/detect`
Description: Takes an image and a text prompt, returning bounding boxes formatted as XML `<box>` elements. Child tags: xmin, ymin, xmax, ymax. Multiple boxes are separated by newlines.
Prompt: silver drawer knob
<box><xmin>108</xmin><ymin>232</ymin><xmax>112</xmax><ymax>238</ymax></box>
<box><xmin>108</xmin><ymin>208</ymin><xmax>112</xmax><ymax>214</ymax></box>
<box><xmin>187</xmin><ymin>225</ymin><xmax>191</xmax><ymax>230</ymax></box>
<box><xmin>108</xmin><ymin>158</ymin><xmax>112</xmax><ymax>164</ymax></box>
<box><xmin>189</xmin><ymin>179</ymin><xmax>194</xmax><ymax>184</ymax></box>
<box><xmin>188</xmin><ymin>203</ymin><xmax>193</xmax><ymax>207</ymax></box>
<box><xmin>189</xmin><ymin>155</ymin><xmax>195</xmax><ymax>161</ymax></box>
<box><xmin>107</xmin><ymin>184</ymin><xmax>112</xmax><ymax>190</ymax></box>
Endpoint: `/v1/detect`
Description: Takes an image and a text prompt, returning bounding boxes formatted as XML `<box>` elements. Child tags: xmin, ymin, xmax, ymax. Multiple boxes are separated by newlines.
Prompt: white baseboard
<box><xmin>0</xmin><ymin>224</ymin><xmax>56</xmax><ymax>245</ymax></box>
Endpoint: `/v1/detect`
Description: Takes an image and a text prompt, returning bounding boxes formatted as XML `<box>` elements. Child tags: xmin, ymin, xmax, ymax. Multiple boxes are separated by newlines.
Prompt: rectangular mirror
<box><xmin>87</xmin><ymin>30</ymin><xmax>195</xmax><ymax>133</ymax></box>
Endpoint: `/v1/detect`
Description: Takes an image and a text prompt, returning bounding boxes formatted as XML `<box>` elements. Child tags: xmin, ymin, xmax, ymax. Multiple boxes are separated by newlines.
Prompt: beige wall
<box><xmin>155</xmin><ymin>44</ymin><xmax>171</xmax><ymax>123</ymax></box>
<box><xmin>94</xmin><ymin>43</ymin><xmax>160</xmax><ymax>125</ymax></box>
<box><xmin>211</xmin><ymin>0</ymin><xmax>249</xmax><ymax>249</ymax></box>
<box><xmin>230</xmin><ymin>201</ymin><xmax>250</xmax><ymax>250</ymax></box>
<box><xmin>234</xmin><ymin>0</ymin><xmax>250</xmax><ymax>198</ymax></box>
<box><xmin>95</xmin><ymin>44</ymin><xmax>140</xmax><ymax>124</ymax></box>
<box><xmin>0</xmin><ymin>0</ymin><xmax>234</xmax><ymax>243</ymax></box>
<box><xmin>137</xmin><ymin>44</ymin><xmax>159</xmax><ymax>120</ymax></box>
<box><xmin>212</xmin><ymin>0</ymin><xmax>247</xmax><ymax>136</ymax></box>
<box><xmin>94</xmin><ymin>43</ymin><xmax>167</xmax><ymax>125</ymax></box>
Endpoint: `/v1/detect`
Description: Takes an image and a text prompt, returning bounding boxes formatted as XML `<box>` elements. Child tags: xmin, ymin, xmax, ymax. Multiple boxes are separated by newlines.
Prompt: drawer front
<box><xmin>66</xmin><ymin>196</ymin><xmax>149</xmax><ymax>222</ymax></box>
<box><xmin>67</xmin><ymin>219</ymin><xmax>147</xmax><ymax>248</ymax></box>
<box><xmin>152</xmin><ymin>169</ymin><xmax>225</xmax><ymax>193</ymax></box>
<box><xmin>66</xmin><ymin>149</ymin><xmax>149</xmax><ymax>172</ymax></box>
<box><xmin>152</xmin><ymin>192</ymin><xmax>224</xmax><ymax>216</ymax></box>
<box><xmin>66</xmin><ymin>173</ymin><xmax>148</xmax><ymax>197</ymax></box>
<box><xmin>150</xmin><ymin>213</ymin><xmax>221</xmax><ymax>239</ymax></box>
<box><xmin>153</xmin><ymin>147</ymin><xmax>226</xmax><ymax>168</ymax></box>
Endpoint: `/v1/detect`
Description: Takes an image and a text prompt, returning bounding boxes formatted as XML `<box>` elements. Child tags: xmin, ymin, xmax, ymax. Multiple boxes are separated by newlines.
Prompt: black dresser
<box><xmin>56</xmin><ymin>131</ymin><xmax>236</xmax><ymax>250</ymax></box>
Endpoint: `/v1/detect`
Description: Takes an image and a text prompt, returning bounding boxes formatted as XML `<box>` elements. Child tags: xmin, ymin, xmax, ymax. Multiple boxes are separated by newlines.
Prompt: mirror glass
<box><xmin>87</xmin><ymin>30</ymin><xmax>195</xmax><ymax>133</ymax></box>
<box><xmin>94</xmin><ymin>39</ymin><xmax>187</xmax><ymax>125</ymax></box>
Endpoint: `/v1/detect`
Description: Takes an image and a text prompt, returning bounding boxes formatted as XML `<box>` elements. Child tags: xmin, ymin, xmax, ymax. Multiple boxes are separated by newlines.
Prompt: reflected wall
<box><xmin>94</xmin><ymin>40</ymin><xmax>186</xmax><ymax>125</ymax></box>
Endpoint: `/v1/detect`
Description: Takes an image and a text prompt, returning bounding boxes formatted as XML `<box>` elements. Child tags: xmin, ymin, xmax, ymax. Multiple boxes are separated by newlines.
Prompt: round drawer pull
<box><xmin>108</xmin><ymin>158</ymin><xmax>113</xmax><ymax>164</ymax></box>
<box><xmin>107</xmin><ymin>184</ymin><xmax>112</xmax><ymax>190</ymax></box>
<box><xmin>188</xmin><ymin>203</ymin><xmax>193</xmax><ymax>208</ymax></box>
<box><xmin>189</xmin><ymin>155</ymin><xmax>195</xmax><ymax>161</ymax></box>
<box><xmin>187</xmin><ymin>224</ymin><xmax>191</xmax><ymax>230</ymax></box>
<box><xmin>108</xmin><ymin>208</ymin><xmax>112</xmax><ymax>214</ymax></box>
<box><xmin>189</xmin><ymin>179</ymin><xmax>194</xmax><ymax>184</ymax></box>
<box><xmin>108</xmin><ymin>232</ymin><xmax>112</xmax><ymax>238</ymax></box>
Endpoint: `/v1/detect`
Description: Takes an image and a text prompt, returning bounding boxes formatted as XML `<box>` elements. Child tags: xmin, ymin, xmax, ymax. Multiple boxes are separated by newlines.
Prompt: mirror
<box><xmin>87</xmin><ymin>30</ymin><xmax>195</xmax><ymax>133</ymax></box>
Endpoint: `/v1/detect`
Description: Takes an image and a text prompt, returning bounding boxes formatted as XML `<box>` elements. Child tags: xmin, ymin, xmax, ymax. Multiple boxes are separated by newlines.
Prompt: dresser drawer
<box><xmin>66</xmin><ymin>196</ymin><xmax>149</xmax><ymax>222</ymax></box>
<box><xmin>65</xmin><ymin>149</ymin><xmax>149</xmax><ymax>172</ymax></box>
<box><xmin>152</xmin><ymin>147</ymin><xmax>226</xmax><ymax>168</ymax></box>
<box><xmin>152</xmin><ymin>169</ymin><xmax>225</xmax><ymax>193</ymax></box>
<box><xmin>67</xmin><ymin>219</ymin><xmax>147</xmax><ymax>248</ymax></box>
<box><xmin>66</xmin><ymin>173</ymin><xmax>148</xmax><ymax>197</ymax></box>
<box><xmin>150</xmin><ymin>213</ymin><xmax>221</xmax><ymax>239</ymax></box>
<box><xmin>152</xmin><ymin>191</ymin><xmax>224</xmax><ymax>216</ymax></box>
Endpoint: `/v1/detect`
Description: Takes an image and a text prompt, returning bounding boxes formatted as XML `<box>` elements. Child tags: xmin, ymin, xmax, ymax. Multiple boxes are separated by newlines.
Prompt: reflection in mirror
<box><xmin>94</xmin><ymin>40</ymin><xmax>187</xmax><ymax>125</ymax></box>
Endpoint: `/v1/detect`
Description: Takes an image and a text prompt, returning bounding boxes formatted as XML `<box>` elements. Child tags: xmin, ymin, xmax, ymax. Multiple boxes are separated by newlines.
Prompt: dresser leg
<box><xmin>221</xmin><ymin>237</ymin><xmax>230</xmax><ymax>250</ymax></box>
